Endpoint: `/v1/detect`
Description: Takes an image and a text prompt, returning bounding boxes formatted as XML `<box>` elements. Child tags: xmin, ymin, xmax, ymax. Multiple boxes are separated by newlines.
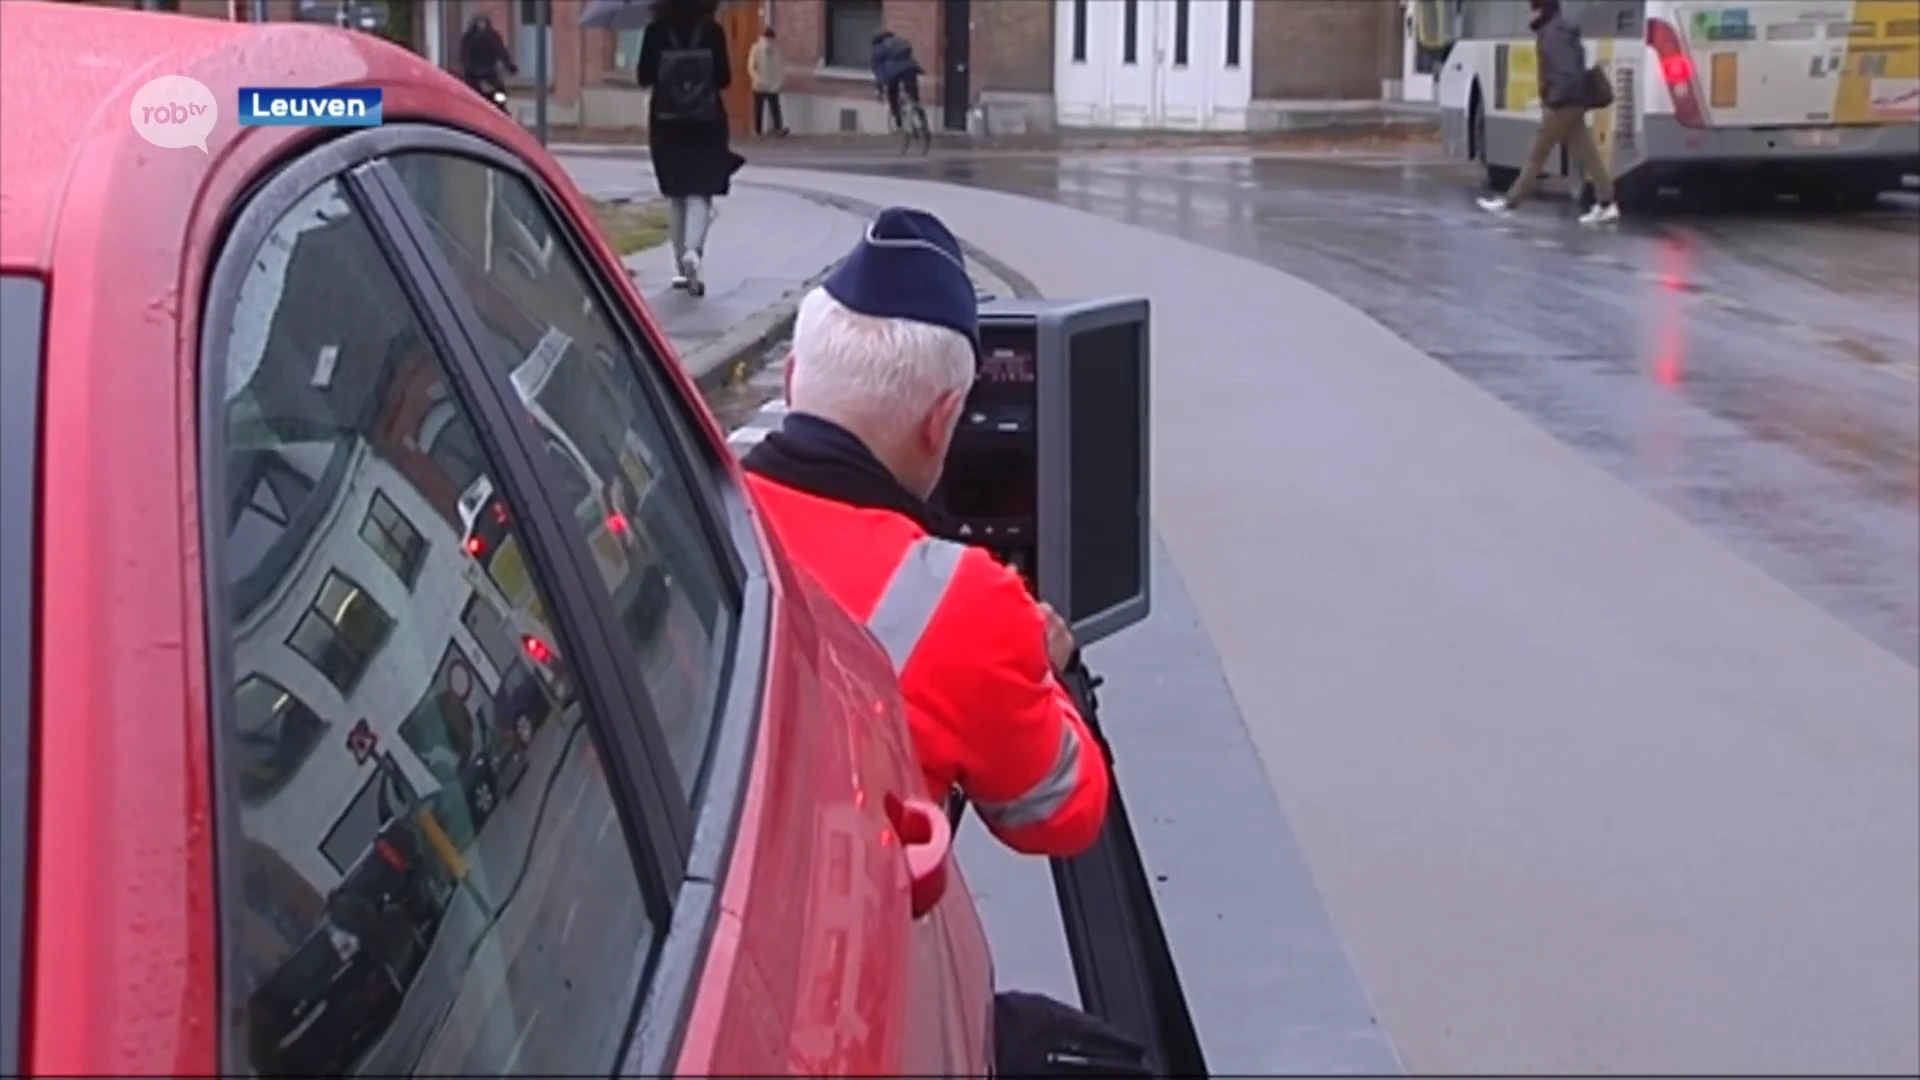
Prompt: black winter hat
<box><xmin>822</xmin><ymin>206</ymin><xmax>981</xmax><ymax>360</ymax></box>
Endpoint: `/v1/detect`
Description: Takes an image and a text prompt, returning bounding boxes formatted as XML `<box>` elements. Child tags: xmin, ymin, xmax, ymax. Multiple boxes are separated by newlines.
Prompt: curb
<box><xmin>742</xmin><ymin>182</ymin><xmax>1044</xmax><ymax>302</ymax></box>
<box><xmin>678</xmin><ymin>266</ymin><xmax>831</xmax><ymax>397</ymax></box>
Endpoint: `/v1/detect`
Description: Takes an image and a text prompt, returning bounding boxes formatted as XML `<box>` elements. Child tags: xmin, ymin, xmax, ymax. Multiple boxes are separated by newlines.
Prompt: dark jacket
<box><xmin>637</xmin><ymin>16</ymin><xmax>744</xmax><ymax>198</ymax></box>
<box><xmin>459</xmin><ymin>25</ymin><xmax>513</xmax><ymax>83</ymax></box>
<box><xmin>870</xmin><ymin>32</ymin><xmax>921</xmax><ymax>87</ymax></box>
<box><xmin>1533</xmin><ymin>7</ymin><xmax>1588</xmax><ymax>109</ymax></box>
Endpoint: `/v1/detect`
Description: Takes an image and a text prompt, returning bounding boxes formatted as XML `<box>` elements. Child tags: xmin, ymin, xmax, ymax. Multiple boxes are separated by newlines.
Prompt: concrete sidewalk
<box><xmin>558</xmin><ymin>154</ymin><xmax>866</xmax><ymax>387</ymax></box>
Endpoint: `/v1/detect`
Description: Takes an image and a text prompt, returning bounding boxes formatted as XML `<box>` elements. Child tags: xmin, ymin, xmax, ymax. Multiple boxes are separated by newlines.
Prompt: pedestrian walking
<box><xmin>636</xmin><ymin>0</ymin><xmax>745</xmax><ymax>296</ymax></box>
<box><xmin>1478</xmin><ymin>0</ymin><xmax>1621</xmax><ymax>224</ymax></box>
<box><xmin>748</xmin><ymin>26</ymin><xmax>790</xmax><ymax>138</ymax></box>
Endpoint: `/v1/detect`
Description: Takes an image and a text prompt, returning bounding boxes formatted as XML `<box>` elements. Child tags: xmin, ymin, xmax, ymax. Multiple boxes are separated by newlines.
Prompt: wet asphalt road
<box><xmin>762</xmin><ymin>146</ymin><xmax>1920</xmax><ymax>667</ymax></box>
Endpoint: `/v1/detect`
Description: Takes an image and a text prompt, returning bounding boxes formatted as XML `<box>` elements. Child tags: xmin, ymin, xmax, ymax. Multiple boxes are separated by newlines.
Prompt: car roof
<box><xmin>0</xmin><ymin>0</ymin><xmax>527</xmax><ymax>274</ymax></box>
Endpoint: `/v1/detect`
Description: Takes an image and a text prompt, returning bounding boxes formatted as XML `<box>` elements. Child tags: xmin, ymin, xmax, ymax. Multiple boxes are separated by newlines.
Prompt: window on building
<box><xmin>825</xmin><ymin>0</ymin><xmax>882</xmax><ymax>68</ymax></box>
<box><xmin>207</xmin><ymin>174</ymin><xmax>659</xmax><ymax>1079</ymax></box>
<box><xmin>614</xmin><ymin>26</ymin><xmax>648</xmax><ymax>78</ymax></box>
<box><xmin>286</xmin><ymin>571</ymin><xmax>391</xmax><ymax>694</ymax></box>
<box><xmin>1123</xmin><ymin>0</ymin><xmax>1139</xmax><ymax>64</ymax></box>
<box><xmin>1072</xmin><ymin>0</ymin><xmax>1088</xmax><ymax>63</ymax></box>
<box><xmin>359</xmin><ymin>490</ymin><xmax>427</xmax><ymax>586</ymax></box>
<box><xmin>233</xmin><ymin>675</ymin><xmax>330</xmax><ymax>805</ymax></box>
<box><xmin>391</xmin><ymin>151</ymin><xmax>741</xmax><ymax>803</ymax></box>
<box><xmin>1226</xmin><ymin>0</ymin><xmax>1242</xmax><ymax>67</ymax></box>
<box><xmin>1173</xmin><ymin>0</ymin><xmax>1190</xmax><ymax>65</ymax></box>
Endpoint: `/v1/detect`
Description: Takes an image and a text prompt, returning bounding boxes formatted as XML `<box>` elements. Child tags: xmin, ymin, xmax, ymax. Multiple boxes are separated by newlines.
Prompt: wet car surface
<box><xmin>761</xmin><ymin>147</ymin><xmax>1920</xmax><ymax>665</ymax></box>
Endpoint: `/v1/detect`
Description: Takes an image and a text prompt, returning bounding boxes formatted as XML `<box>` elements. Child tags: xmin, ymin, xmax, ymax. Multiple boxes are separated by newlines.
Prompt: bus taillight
<box><xmin>1646</xmin><ymin>18</ymin><xmax>1706</xmax><ymax>128</ymax></box>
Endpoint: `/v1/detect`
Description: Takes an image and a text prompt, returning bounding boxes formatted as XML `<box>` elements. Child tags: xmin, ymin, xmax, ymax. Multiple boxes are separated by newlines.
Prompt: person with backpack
<box><xmin>636</xmin><ymin>0</ymin><xmax>745</xmax><ymax>296</ymax></box>
<box><xmin>1477</xmin><ymin>0</ymin><xmax>1620</xmax><ymax>225</ymax></box>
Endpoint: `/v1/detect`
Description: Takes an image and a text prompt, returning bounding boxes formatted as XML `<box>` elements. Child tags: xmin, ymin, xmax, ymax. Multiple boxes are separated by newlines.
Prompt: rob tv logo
<box><xmin>129</xmin><ymin>75</ymin><xmax>220</xmax><ymax>153</ymax></box>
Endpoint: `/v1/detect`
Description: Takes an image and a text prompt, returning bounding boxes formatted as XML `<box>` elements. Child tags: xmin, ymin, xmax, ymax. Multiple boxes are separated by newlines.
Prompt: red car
<box><xmin>0</xmin><ymin>3</ymin><xmax>993</xmax><ymax>1076</ymax></box>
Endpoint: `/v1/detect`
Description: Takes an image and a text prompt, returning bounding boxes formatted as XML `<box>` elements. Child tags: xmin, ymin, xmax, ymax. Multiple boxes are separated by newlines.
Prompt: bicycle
<box><xmin>888</xmin><ymin>93</ymin><xmax>931</xmax><ymax>157</ymax></box>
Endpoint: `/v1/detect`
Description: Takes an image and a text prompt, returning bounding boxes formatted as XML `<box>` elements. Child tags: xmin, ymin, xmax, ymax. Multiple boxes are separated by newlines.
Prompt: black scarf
<box><xmin>741</xmin><ymin>412</ymin><xmax>943</xmax><ymax>532</ymax></box>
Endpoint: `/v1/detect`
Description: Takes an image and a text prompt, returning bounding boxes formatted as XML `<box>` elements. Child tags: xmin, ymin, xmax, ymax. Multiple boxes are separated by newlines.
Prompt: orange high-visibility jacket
<box><xmin>746</xmin><ymin>472</ymin><xmax>1111</xmax><ymax>857</ymax></box>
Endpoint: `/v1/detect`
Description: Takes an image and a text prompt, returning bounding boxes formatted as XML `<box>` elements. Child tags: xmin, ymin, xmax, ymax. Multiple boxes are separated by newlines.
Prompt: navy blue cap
<box><xmin>822</xmin><ymin>206</ymin><xmax>980</xmax><ymax>359</ymax></box>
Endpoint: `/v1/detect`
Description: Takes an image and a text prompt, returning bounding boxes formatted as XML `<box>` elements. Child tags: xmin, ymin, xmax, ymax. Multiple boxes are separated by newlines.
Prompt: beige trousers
<box><xmin>1505</xmin><ymin>105</ymin><xmax>1616</xmax><ymax>206</ymax></box>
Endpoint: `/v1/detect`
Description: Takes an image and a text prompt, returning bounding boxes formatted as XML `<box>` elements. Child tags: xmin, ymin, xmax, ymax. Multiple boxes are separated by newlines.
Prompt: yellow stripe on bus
<box><xmin>1834</xmin><ymin>0</ymin><xmax>1920</xmax><ymax>125</ymax></box>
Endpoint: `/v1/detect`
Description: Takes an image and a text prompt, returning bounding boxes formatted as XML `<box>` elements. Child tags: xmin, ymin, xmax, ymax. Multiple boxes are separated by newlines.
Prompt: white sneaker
<box><xmin>1477</xmin><ymin>196</ymin><xmax>1514</xmax><ymax>215</ymax></box>
<box><xmin>669</xmin><ymin>274</ymin><xmax>689</xmax><ymax>290</ymax></box>
<box><xmin>1579</xmin><ymin>202</ymin><xmax>1621</xmax><ymax>225</ymax></box>
<box><xmin>680</xmin><ymin>250</ymin><xmax>705</xmax><ymax>297</ymax></box>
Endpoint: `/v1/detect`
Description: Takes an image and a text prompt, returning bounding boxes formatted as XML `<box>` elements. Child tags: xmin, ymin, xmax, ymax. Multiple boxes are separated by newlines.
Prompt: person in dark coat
<box><xmin>636</xmin><ymin>0</ymin><xmax>745</xmax><ymax>296</ymax></box>
<box><xmin>459</xmin><ymin>14</ymin><xmax>516</xmax><ymax>98</ymax></box>
<box><xmin>1477</xmin><ymin>0</ymin><xmax>1620</xmax><ymax>224</ymax></box>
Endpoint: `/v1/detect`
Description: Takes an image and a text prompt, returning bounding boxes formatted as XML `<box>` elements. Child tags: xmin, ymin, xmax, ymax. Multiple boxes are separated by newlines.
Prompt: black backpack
<box><xmin>653</xmin><ymin>26</ymin><xmax>719</xmax><ymax>124</ymax></box>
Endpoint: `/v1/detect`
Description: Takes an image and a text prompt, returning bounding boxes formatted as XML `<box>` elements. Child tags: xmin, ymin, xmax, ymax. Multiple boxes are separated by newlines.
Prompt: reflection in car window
<box><xmin>211</xmin><ymin>178</ymin><xmax>654</xmax><ymax>1078</ymax></box>
<box><xmin>391</xmin><ymin>153</ymin><xmax>736</xmax><ymax>802</ymax></box>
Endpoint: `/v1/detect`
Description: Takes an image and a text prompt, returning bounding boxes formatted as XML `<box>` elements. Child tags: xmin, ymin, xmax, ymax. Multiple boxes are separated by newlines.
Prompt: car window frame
<box><xmin>349</xmin><ymin>127</ymin><xmax>772</xmax><ymax>1077</ymax></box>
<box><xmin>194</xmin><ymin>129</ymin><xmax>697</xmax><ymax>1077</ymax></box>
<box><xmin>0</xmin><ymin>274</ymin><xmax>48</xmax><ymax>1080</ymax></box>
<box><xmin>371</xmin><ymin>143</ymin><xmax>763</xmax><ymax>798</ymax></box>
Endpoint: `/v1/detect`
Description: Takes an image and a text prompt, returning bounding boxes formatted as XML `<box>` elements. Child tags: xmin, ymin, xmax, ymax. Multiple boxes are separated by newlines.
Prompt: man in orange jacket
<box><xmin>740</xmin><ymin>207</ymin><xmax>1109</xmax><ymax>857</ymax></box>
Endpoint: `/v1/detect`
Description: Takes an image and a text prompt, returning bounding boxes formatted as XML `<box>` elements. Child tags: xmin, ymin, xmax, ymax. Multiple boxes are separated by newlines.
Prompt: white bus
<box><xmin>1427</xmin><ymin>0</ymin><xmax>1920</xmax><ymax>207</ymax></box>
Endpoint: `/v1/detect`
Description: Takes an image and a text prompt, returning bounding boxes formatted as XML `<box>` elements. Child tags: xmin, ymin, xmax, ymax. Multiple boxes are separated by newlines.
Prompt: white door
<box><xmin>1054</xmin><ymin>0</ymin><xmax>1252</xmax><ymax>130</ymax></box>
<box><xmin>1109</xmin><ymin>0</ymin><xmax>1158</xmax><ymax>127</ymax></box>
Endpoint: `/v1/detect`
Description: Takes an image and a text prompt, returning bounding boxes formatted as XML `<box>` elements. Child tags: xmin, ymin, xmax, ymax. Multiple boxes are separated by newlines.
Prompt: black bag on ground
<box><xmin>993</xmin><ymin>991</ymin><xmax>1158</xmax><ymax>1077</ymax></box>
<box><xmin>654</xmin><ymin>27</ymin><xmax>719</xmax><ymax>124</ymax></box>
<box><xmin>1582</xmin><ymin>63</ymin><xmax>1614</xmax><ymax>110</ymax></box>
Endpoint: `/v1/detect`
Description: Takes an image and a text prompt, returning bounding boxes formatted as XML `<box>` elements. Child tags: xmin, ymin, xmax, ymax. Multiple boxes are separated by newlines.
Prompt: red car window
<box><xmin>205</xmin><ymin>177</ymin><xmax>659</xmax><ymax>1078</ymax></box>
<box><xmin>389</xmin><ymin>152</ymin><xmax>741</xmax><ymax>806</ymax></box>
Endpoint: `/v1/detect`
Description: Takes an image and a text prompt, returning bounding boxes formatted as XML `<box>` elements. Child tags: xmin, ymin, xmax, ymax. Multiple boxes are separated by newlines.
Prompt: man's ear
<box><xmin>922</xmin><ymin>387</ymin><xmax>967</xmax><ymax>452</ymax></box>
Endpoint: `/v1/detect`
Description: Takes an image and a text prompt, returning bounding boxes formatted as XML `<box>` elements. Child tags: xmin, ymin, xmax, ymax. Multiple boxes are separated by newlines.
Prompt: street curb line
<box><xmin>677</xmin><ymin>265</ymin><xmax>835</xmax><ymax>396</ymax></box>
<box><xmin>742</xmin><ymin>182</ymin><xmax>1045</xmax><ymax>302</ymax></box>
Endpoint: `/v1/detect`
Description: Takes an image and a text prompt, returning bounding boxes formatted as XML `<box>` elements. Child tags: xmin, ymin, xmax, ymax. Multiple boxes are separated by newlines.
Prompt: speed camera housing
<box><xmin>929</xmin><ymin>297</ymin><xmax>1152</xmax><ymax>646</ymax></box>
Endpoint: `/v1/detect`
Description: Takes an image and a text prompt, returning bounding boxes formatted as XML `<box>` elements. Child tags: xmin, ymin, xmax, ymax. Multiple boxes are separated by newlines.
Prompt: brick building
<box><xmin>96</xmin><ymin>0</ymin><xmax>1406</xmax><ymax>135</ymax></box>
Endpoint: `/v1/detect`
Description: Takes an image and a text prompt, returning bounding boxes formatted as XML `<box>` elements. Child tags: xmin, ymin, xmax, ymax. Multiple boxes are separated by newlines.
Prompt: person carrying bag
<box><xmin>1477</xmin><ymin>0</ymin><xmax>1622</xmax><ymax>225</ymax></box>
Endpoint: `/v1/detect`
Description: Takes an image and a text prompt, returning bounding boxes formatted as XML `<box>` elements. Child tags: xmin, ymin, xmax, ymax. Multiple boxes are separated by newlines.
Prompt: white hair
<box><xmin>787</xmin><ymin>287</ymin><xmax>974</xmax><ymax>440</ymax></box>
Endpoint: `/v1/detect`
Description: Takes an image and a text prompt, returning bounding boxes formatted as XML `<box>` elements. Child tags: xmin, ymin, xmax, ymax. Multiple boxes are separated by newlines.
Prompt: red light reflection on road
<box><xmin>1652</xmin><ymin>238</ymin><xmax>1693</xmax><ymax>387</ymax></box>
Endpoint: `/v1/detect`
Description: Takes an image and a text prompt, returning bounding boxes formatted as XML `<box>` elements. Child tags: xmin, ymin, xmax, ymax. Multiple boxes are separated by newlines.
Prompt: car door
<box><xmin>197</xmin><ymin>151</ymin><xmax>687</xmax><ymax>1078</ymax></box>
<box><xmin>362</xmin><ymin>134</ymin><xmax>989</xmax><ymax>1076</ymax></box>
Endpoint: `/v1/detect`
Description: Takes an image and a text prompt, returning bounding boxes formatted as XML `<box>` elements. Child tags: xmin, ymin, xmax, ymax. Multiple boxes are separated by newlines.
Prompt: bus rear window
<box><xmin>0</xmin><ymin>273</ymin><xmax>46</xmax><ymax>1080</ymax></box>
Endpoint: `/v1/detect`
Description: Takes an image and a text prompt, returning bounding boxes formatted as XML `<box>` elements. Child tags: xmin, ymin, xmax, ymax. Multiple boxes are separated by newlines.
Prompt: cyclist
<box><xmin>870</xmin><ymin>29</ymin><xmax>924</xmax><ymax>132</ymax></box>
<box><xmin>459</xmin><ymin>13</ymin><xmax>517</xmax><ymax>105</ymax></box>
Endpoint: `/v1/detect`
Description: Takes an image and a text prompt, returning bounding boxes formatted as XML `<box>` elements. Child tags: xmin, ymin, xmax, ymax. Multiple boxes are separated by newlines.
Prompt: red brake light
<box><xmin>464</xmin><ymin>536</ymin><xmax>486</xmax><ymax>558</ymax></box>
<box><xmin>523</xmin><ymin>635</ymin><xmax>554</xmax><ymax>665</ymax></box>
<box><xmin>1646</xmin><ymin>17</ymin><xmax>1706</xmax><ymax>127</ymax></box>
<box><xmin>375</xmin><ymin>838</ymin><xmax>408</xmax><ymax>872</ymax></box>
<box><xmin>606</xmin><ymin>513</ymin><xmax>628</xmax><ymax>535</ymax></box>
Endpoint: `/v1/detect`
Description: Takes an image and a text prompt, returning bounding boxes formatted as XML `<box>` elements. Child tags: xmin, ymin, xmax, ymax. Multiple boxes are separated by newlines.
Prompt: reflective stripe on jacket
<box><xmin>746</xmin><ymin>472</ymin><xmax>1110</xmax><ymax>856</ymax></box>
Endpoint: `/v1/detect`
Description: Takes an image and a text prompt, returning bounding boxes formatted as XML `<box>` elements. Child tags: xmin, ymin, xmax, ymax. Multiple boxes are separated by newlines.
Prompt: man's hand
<box><xmin>1039</xmin><ymin>602</ymin><xmax>1075</xmax><ymax>675</ymax></box>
